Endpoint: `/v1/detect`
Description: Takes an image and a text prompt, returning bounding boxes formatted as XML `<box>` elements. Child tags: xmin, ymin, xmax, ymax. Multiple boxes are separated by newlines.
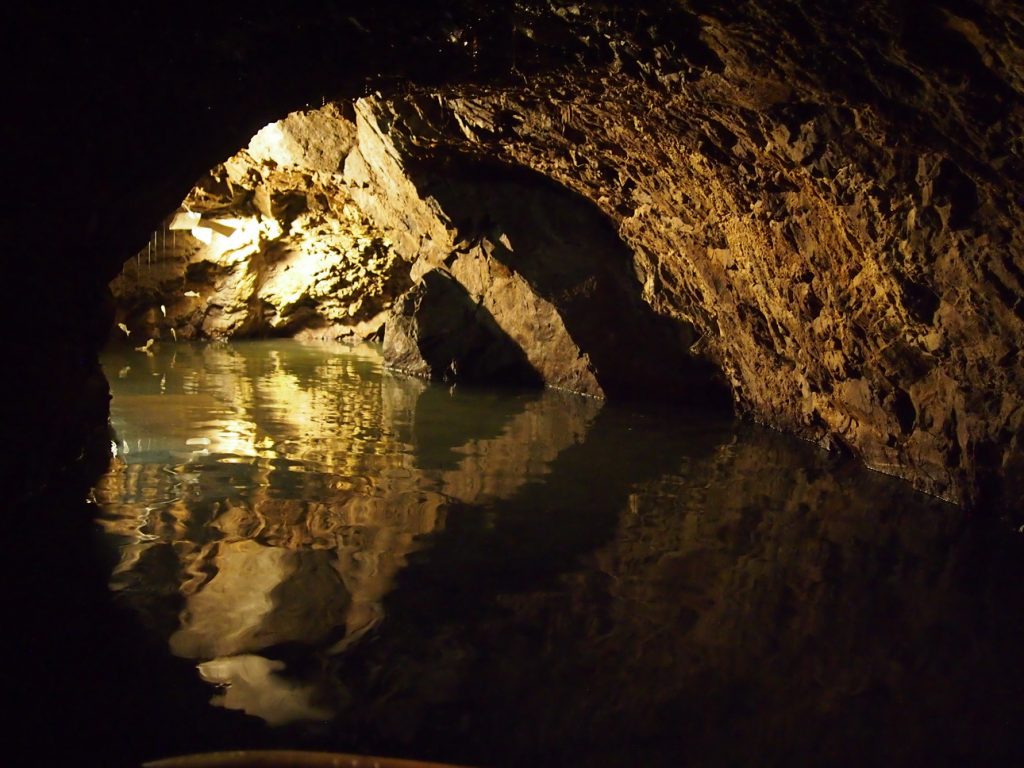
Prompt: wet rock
<box><xmin>355</xmin><ymin>99</ymin><xmax>731</xmax><ymax>404</ymax></box>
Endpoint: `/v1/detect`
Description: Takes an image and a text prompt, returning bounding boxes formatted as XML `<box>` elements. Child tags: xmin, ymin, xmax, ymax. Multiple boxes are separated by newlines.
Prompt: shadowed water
<box><xmin>88</xmin><ymin>340</ymin><xmax>1023</xmax><ymax>767</ymax></box>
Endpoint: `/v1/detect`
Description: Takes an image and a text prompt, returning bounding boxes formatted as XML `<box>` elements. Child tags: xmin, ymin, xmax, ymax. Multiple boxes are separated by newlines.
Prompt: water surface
<box><xmin>89</xmin><ymin>340</ymin><xmax>1024</xmax><ymax>767</ymax></box>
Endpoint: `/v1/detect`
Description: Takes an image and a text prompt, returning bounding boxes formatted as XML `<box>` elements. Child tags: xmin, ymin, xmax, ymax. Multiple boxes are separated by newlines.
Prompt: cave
<box><xmin>9</xmin><ymin>3</ymin><xmax>1024</xmax><ymax>767</ymax></box>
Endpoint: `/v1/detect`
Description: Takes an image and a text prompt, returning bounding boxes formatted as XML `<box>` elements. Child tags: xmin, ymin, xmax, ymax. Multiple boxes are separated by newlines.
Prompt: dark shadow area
<box><xmin>410</xmin><ymin>388</ymin><xmax>540</xmax><ymax>473</ymax></box>
<box><xmin>323</xmin><ymin>420</ymin><xmax>1024</xmax><ymax>768</ymax></box>
<box><xmin>10</xmin><ymin>488</ymin><xmax>283</xmax><ymax>768</ymax></box>
<box><xmin>387</xmin><ymin>269</ymin><xmax>545</xmax><ymax>388</ymax></box>
<box><xmin>393</xmin><ymin>402</ymin><xmax>735</xmax><ymax>604</ymax></box>
<box><xmin>415</xmin><ymin>155</ymin><xmax>733</xmax><ymax>408</ymax></box>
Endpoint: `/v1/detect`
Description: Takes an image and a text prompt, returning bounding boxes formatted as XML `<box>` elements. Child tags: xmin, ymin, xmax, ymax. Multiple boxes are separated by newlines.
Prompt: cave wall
<box><xmin>265</xmin><ymin>67</ymin><xmax>1023</xmax><ymax>509</ymax></box>
<box><xmin>9</xmin><ymin>1</ymin><xmax>1023</xmax><ymax>517</ymax></box>
<box><xmin>346</xmin><ymin>99</ymin><xmax>727</xmax><ymax>401</ymax></box>
<box><xmin>346</xmin><ymin>54</ymin><xmax>1024</xmax><ymax>510</ymax></box>
<box><xmin>109</xmin><ymin>99</ymin><xmax>734</xmax><ymax>403</ymax></box>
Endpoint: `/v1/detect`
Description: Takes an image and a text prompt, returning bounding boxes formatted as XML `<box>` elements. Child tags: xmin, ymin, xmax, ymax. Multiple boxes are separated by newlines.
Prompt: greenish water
<box><xmin>90</xmin><ymin>340</ymin><xmax>1024</xmax><ymax>767</ymax></box>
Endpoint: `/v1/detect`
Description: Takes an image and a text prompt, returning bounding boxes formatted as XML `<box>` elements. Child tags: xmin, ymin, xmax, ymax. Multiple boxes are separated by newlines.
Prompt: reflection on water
<box><xmin>93</xmin><ymin>341</ymin><xmax>1024</xmax><ymax>767</ymax></box>
<box><xmin>96</xmin><ymin>340</ymin><xmax>599</xmax><ymax>730</ymax></box>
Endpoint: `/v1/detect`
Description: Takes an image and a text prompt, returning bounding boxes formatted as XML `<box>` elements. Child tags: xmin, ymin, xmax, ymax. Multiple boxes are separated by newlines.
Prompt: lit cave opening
<box><xmin>111</xmin><ymin>103</ymin><xmax>407</xmax><ymax>347</ymax></box>
<box><xmin>108</xmin><ymin>100</ymin><xmax>730</xmax><ymax>404</ymax></box>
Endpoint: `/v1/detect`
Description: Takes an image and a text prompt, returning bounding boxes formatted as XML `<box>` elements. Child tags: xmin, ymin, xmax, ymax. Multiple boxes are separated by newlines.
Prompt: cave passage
<box><xmin>107</xmin><ymin>101</ymin><xmax>731</xmax><ymax>408</ymax></box>
<box><xmin>109</xmin><ymin>104</ymin><xmax>411</xmax><ymax>347</ymax></box>
<box><xmin>12</xmin><ymin>5</ymin><xmax>1024</xmax><ymax>767</ymax></box>
<box><xmin>73</xmin><ymin>100</ymin><xmax>1024</xmax><ymax>768</ymax></box>
<box><xmin>64</xmin><ymin>338</ymin><xmax>1023</xmax><ymax>768</ymax></box>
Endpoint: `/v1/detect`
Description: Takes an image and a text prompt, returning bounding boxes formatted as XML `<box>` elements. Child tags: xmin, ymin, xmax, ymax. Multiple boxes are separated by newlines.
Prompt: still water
<box><xmin>90</xmin><ymin>340</ymin><xmax>1023</xmax><ymax>767</ymax></box>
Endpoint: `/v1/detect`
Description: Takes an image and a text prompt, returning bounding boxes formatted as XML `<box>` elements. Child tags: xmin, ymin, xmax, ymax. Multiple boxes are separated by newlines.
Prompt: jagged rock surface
<box><xmin>348</xmin><ymin>99</ymin><xmax>730</xmax><ymax>403</ymax></box>
<box><xmin>338</xmin><ymin>19</ymin><xmax>1023</xmax><ymax>510</ymax></box>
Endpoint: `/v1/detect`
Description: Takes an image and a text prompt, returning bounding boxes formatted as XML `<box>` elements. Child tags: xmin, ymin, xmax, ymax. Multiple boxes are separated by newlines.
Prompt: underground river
<box><xmin>17</xmin><ymin>339</ymin><xmax>1024</xmax><ymax>767</ymax></box>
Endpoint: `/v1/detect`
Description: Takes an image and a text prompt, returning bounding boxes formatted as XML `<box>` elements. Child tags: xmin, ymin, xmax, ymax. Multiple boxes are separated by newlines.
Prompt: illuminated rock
<box><xmin>109</xmin><ymin>111</ymin><xmax>410</xmax><ymax>343</ymax></box>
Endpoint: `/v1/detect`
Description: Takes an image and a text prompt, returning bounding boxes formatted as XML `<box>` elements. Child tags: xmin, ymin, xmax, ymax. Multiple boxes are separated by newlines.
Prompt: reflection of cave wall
<box><xmin>324</xmin><ymin>423</ymin><xmax>1024</xmax><ymax>767</ymax></box>
<box><xmin>95</xmin><ymin>341</ymin><xmax>603</xmax><ymax>726</ymax></box>
<box><xmin>96</xmin><ymin>338</ymin><xmax>1024</xmax><ymax>765</ymax></box>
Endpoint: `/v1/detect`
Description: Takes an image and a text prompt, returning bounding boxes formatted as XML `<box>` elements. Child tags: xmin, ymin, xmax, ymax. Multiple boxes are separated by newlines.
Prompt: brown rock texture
<box><xmin>347</xmin><ymin>97</ymin><xmax>730</xmax><ymax>402</ymax></box>
<box><xmin>331</xmin><ymin>5</ymin><xmax>1023</xmax><ymax>512</ymax></box>
<box><xmin>382</xmin><ymin>269</ymin><xmax>547</xmax><ymax>387</ymax></box>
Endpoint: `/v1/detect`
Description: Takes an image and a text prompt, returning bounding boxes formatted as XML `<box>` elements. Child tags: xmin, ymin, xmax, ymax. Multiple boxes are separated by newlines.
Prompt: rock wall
<box><xmin>333</xmin><ymin>15</ymin><xmax>1023</xmax><ymax>511</ymax></box>
<box><xmin>112</xmin><ymin>99</ymin><xmax>731</xmax><ymax>405</ymax></box>
<box><xmin>109</xmin><ymin>64</ymin><xmax>1023</xmax><ymax>510</ymax></box>
<box><xmin>346</xmin><ymin>107</ymin><xmax>728</xmax><ymax>402</ymax></box>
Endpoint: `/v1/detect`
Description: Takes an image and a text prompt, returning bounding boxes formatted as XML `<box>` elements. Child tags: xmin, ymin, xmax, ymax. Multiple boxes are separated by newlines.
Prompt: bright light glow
<box><xmin>188</xmin><ymin>215</ymin><xmax>271</xmax><ymax>264</ymax></box>
<box><xmin>198</xmin><ymin>654</ymin><xmax>332</xmax><ymax>726</ymax></box>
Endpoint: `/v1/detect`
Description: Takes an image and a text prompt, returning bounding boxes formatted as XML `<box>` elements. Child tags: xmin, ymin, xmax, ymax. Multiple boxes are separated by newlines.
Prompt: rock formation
<box><xmin>112</xmin><ymin>102</ymin><xmax>728</xmax><ymax>404</ymax></box>
<box><xmin>110</xmin><ymin>104</ymin><xmax>410</xmax><ymax>342</ymax></box>
<box><xmin>9</xmin><ymin>1</ymin><xmax>1024</xmax><ymax>519</ymax></box>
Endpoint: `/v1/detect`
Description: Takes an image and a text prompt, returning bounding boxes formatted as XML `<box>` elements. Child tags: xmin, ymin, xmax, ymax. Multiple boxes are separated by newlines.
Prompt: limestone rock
<box><xmin>341</xmin><ymin>61</ymin><xmax>1023</xmax><ymax>510</ymax></box>
<box><xmin>247</xmin><ymin>102</ymin><xmax>356</xmax><ymax>172</ymax></box>
<box><xmin>353</xmin><ymin>99</ymin><xmax>730</xmax><ymax>405</ymax></box>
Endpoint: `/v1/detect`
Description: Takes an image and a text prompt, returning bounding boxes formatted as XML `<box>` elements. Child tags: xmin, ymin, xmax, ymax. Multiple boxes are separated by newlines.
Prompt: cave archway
<box><xmin>10</xmin><ymin>4</ymin><xmax>1024</xmax><ymax>766</ymax></box>
<box><xmin>10</xmin><ymin>2</ymin><xmax>1024</xmax><ymax>519</ymax></box>
<box><xmin>108</xmin><ymin>101</ymin><xmax>732</xmax><ymax>406</ymax></box>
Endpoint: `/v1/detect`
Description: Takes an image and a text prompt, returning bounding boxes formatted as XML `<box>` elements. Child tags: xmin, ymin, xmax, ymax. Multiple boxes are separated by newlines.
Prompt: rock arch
<box><xmin>9</xmin><ymin>2</ymin><xmax>1023</xmax><ymax>518</ymax></box>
